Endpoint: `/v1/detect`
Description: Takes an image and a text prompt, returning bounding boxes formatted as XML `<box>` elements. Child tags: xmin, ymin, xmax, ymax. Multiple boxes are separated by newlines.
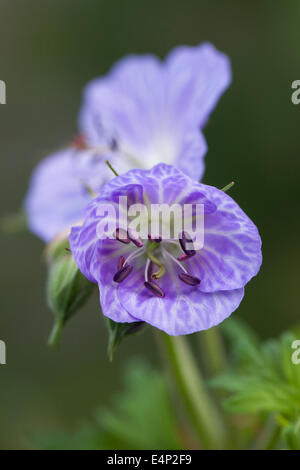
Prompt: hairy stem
<box><xmin>156</xmin><ymin>332</ymin><xmax>227</xmax><ymax>449</ymax></box>
<box><xmin>199</xmin><ymin>326</ymin><xmax>227</xmax><ymax>376</ymax></box>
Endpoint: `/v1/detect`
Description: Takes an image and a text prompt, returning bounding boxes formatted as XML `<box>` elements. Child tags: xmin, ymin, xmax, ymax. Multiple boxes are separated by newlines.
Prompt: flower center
<box><xmin>113</xmin><ymin>230</ymin><xmax>201</xmax><ymax>297</ymax></box>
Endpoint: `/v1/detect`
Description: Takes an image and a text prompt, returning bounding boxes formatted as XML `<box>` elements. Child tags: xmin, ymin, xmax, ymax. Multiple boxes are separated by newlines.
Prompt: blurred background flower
<box><xmin>0</xmin><ymin>0</ymin><xmax>300</xmax><ymax>449</ymax></box>
<box><xmin>24</xmin><ymin>42</ymin><xmax>230</xmax><ymax>242</ymax></box>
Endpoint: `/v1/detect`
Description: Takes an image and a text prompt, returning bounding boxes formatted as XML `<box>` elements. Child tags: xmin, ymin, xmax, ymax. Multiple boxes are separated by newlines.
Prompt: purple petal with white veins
<box><xmin>184</xmin><ymin>184</ymin><xmax>262</xmax><ymax>292</ymax></box>
<box><xmin>69</xmin><ymin>183</ymin><xmax>144</xmax><ymax>282</ymax></box>
<box><xmin>166</xmin><ymin>42</ymin><xmax>232</xmax><ymax>128</ymax></box>
<box><xmin>115</xmin><ymin>257</ymin><xmax>244</xmax><ymax>335</ymax></box>
<box><xmin>24</xmin><ymin>148</ymin><xmax>112</xmax><ymax>242</ymax></box>
<box><xmin>70</xmin><ymin>164</ymin><xmax>261</xmax><ymax>335</ymax></box>
<box><xmin>79</xmin><ymin>43</ymin><xmax>231</xmax><ymax>181</ymax></box>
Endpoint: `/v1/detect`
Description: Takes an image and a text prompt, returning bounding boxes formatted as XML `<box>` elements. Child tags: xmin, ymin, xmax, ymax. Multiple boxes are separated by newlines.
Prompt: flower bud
<box><xmin>47</xmin><ymin>250</ymin><xmax>94</xmax><ymax>346</ymax></box>
<box><xmin>44</xmin><ymin>228</ymin><xmax>72</xmax><ymax>262</ymax></box>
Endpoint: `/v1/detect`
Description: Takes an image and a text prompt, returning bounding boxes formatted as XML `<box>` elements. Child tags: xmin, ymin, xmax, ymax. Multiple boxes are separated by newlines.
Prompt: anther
<box><xmin>117</xmin><ymin>255</ymin><xmax>125</xmax><ymax>270</ymax></box>
<box><xmin>128</xmin><ymin>228</ymin><xmax>144</xmax><ymax>247</ymax></box>
<box><xmin>144</xmin><ymin>281</ymin><xmax>165</xmax><ymax>298</ymax></box>
<box><xmin>178</xmin><ymin>252</ymin><xmax>195</xmax><ymax>261</ymax></box>
<box><xmin>178</xmin><ymin>273</ymin><xmax>201</xmax><ymax>286</ymax></box>
<box><xmin>148</xmin><ymin>234</ymin><xmax>162</xmax><ymax>243</ymax></box>
<box><xmin>115</xmin><ymin>228</ymin><xmax>130</xmax><ymax>244</ymax></box>
<box><xmin>113</xmin><ymin>265</ymin><xmax>133</xmax><ymax>283</ymax></box>
<box><xmin>179</xmin><ymin>231</ymin><xmax>196</xmax><ymax>256</ymax></box>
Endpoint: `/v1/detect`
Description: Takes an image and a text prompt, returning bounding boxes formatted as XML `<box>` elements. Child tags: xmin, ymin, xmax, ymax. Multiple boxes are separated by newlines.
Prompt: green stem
<box><xmin>252</xmin><ymin>416</ymin><xmax>280</xmax><ymax>450</ymax></box>
<box><xmin>157</xmin><ymin>332</ymin><xmax>227</xmax><ymax>449</ymax></box>
<box><xmin>199</xmin><ymin>326</ymin><xmax>227</xmax><ymax>376</ymax></box>
<box><xmin>48</xmin><ymin>317</ymin><xmax>64</xmax><ymax>347</ymax></box>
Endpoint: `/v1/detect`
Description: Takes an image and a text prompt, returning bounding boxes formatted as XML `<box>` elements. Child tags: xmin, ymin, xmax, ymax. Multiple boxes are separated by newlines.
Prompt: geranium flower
<box><xmin>25</xmin><ymin>42</ymin><xmax>231</xmax><ymax>242</ymax></box>
<box><xmin>24</xmin><ymin>138</ymin><xmax>130</xmax><ymax>243</ymax></box>
<box><xmin>69</xmin><ymin>164</ymin><xmax>262</xmax><ymax>335</ymax></box>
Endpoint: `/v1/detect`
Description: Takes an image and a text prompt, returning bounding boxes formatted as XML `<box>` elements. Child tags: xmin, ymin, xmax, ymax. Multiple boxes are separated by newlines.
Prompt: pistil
<box><xmin>146</xmin><ymin>241</ymin><xmax>166</xmax><ymax>280</ymax></box>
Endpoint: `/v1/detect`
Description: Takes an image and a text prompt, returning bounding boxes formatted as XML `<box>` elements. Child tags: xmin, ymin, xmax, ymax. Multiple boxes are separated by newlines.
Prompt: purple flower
<box><xmin>24</xmin><ymin>143</ymin><xmax>126</xmax><ymax>242</ymax></box>
<box><xmin>69</xmin><ymin>164</ymin><xmax>262</xmax><ymax>335</ymax></box>
<box><xmin>25</xmin><ymin>42</ymin><xmax>231</xmax><ymax>242</ymax></box>
<box><xmin>80</xmin><ymin>42</ymin><xmax>231</xmax><ymax>181</ymax></box>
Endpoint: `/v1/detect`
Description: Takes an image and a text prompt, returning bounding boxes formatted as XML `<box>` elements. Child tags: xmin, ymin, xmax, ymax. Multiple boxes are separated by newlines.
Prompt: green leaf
<box><xmin>212</xmin><ymin>318</ymin><xmax>300</xmax><ymax>448</ymax></box>
<box><xmin>34</xmin><ymin>360</ymin><xmax>184</xmax><ymax>450</ymax></box>
<box><xmin>282</xmin><ymin>418</ymin><xmax>300</xmax><ymax>450</ymax></box>
<box><xmin>221</xmin><ymin>317</ymin><xmax>262</xmax><ymax>368</ymax></box>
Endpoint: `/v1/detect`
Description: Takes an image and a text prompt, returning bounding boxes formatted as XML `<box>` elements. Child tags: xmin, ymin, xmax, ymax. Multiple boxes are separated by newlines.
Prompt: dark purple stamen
<box><xmin>128</xmin><ymin>228</ymin><xmax>144</xmax><ymax>247</ymax></box>
<box><xmin>115</xmin><ymin>228</ymin><xmax>130</xmax><ymax>244</ymax></box>
<box><xmin>178</xmin><ymin>273</ymin><xmax>201</xmax><ymax>286</ymax></box>
<box><xmin>178</xmin><ymin>252</ymin><xmax>195</xmax><ymax>261</ymax></box>
<box><xmin>117</xmin><ymin>255</ymin><xmax>125</xmax><ymax>270</ymax></box>
<box><xmin>179</xmin><ymin>231</ymin><xmax>196</xmax><ymax>256</ymax></box>
<box><xmin>148</xmin><ymin>234</ymin><xmax>162</xmax><ymax>243</ymax></box>
<box><xmin>144</xmin><ymin>281</ymin><xmax>165</xmax><ymax>298</ymax></box>
<box><xmin>113</xmin><ymin>264</ymin><xmax>133</xmax><ymax>283</ymax></box>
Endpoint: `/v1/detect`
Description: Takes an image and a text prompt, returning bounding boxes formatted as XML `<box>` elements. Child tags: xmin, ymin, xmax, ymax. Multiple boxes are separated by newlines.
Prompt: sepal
<box><xmin>106</xmin><ymin>318</ymin><xmax>145</xmax><ymax>361</ymax></box>
<box><xmin>47</xmin><ymin>247</ymin><xmax>95</xmax><ymax>346</ymax></box>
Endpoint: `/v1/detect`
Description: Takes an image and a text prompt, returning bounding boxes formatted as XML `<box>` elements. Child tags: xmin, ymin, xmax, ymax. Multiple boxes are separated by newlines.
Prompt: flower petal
<box><xmin>95</xmin><ymin>236</ymin><xmax>244</xmax><ymax>334</ymax></box>
<box><xmin>184</xmin><ymin>184</ymin><xmax>262</xmax><ymax>292</ymax></box>
<box><xmin>115</xmin><ymin>258</ymin><xmax>244</xmax><ymax>335</ymax></box>
<box><xmin>79</xmin><ymin>55</ymin><xmax>168</xmax><ymax>169</ymax></box>
<box><xmin>79</xmin><ymin>43</ymin><xmax>231</xmax><ymax>181</ymax></box>
<box><xmin>69</xmin><ymin>164</ymin><xmax>261</xmax><ymax>334</ymax></box>
<box><xmin>69</xmin><ymin>183</ymin><xmax>144</xmax><ymax>282</ymax></box>
<box><xmin>166</xmin><ymin>42</ymin><xmax>232</xmax><ymax>128</ymax></box>
<box><xmin>97</xmin><ymin>239</ymin><xmax>142</xmax><ymax>323</ymax></box>
<box><xmin>25</xmin><ymin>148</ymin><xmax>111</xmax><ymax>242</ymax></box>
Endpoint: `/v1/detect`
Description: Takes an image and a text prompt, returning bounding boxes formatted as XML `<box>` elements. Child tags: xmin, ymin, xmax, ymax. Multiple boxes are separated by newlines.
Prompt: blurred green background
<box><xmin>0</xmin><ymin>0</ymin><xmax>299</xmax><ymax>449</ymax></box>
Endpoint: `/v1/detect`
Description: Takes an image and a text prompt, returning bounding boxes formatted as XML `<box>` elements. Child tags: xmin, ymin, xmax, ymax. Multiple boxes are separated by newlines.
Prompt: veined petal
<box><xmin>69</xmin><ymin>164</ymin><xmax>261</xmax><ymax>335</ymax></box>
<box><xmin>166</xmin><ymin>42</ymin><xmax>232</xmax><ymax>128</ymax></box>
<box><xmin>185</xmin><ymin>184</ymin><xmax>262</xmax><ymax>292</ymax></box>
<box><xmin>116</xmin><ymin>259</ymin><xmax>244</xmax><ymax>335</ymax></box>
<box><xmin>79</xmin><ymin>43</ymin><xmax>231</xmax><ymax>181</ymax></box>
<box><xmin>98</xmin><ymin>281</ymin><xmax>139</xmax><ymax>324</ymax></box>
<box><xmin>24</xmin><ymin>148</ymin><xmax>111</xmax><ymax>242</ymax></box>
<box><xmin>69</xmin><ymin>183</ymin><xmax>144</xmax><ymax>282</ymax></box>
<box><xmin>97</xmin><ymin>239</ymin><xmax>142</xmax><ymax>323</ymax></box>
